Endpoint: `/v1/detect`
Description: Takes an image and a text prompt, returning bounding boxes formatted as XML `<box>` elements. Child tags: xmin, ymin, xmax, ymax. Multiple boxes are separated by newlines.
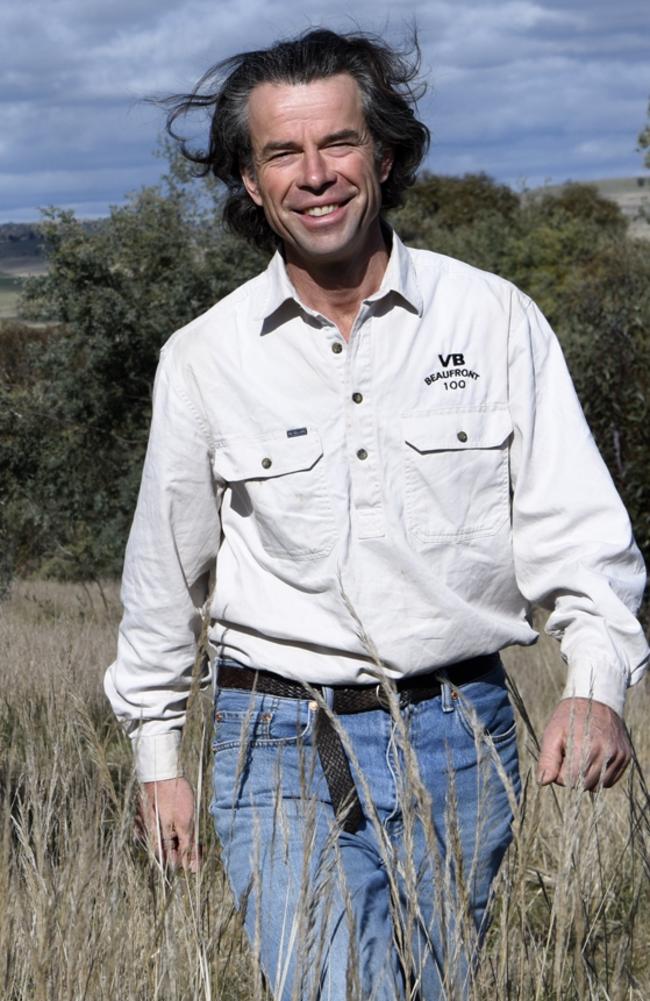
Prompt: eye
<box><xmin>268</xmin><ymin>150</ymin><xmax>297</xmax><ymax>162</ymax></box>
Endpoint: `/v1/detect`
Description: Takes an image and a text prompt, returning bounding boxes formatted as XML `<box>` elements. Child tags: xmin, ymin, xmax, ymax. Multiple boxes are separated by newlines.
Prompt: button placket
<box><xmin>346</xmin><ymin>318</ymin><xmax>385</xmax><ymax>539</ymax></box>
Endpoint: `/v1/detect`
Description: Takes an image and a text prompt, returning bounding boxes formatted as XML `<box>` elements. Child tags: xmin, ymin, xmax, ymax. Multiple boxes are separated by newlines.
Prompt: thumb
<box><xmin>537</xmin><ymin>728</ymin><xmax>564</xmax><ymax>786</ymax></box>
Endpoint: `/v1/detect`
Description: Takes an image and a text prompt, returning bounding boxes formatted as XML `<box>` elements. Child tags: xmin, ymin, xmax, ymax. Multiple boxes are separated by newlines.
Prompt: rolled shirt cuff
<box><xmin>130</xmin><ymin>730</ymin><xmax>183</xmax><ymax>783</ymax></box>
<box><xmin>561</xmin><ymin>659</ymin><xmax>629</xmax><ymax>718</ymax></box>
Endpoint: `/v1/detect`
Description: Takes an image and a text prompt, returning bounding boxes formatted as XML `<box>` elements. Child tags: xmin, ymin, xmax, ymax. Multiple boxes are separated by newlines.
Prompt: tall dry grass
<box><xmin>1</xmin><ymin>579</ymin><xmax>648</xmax><ymax>1000</ymax></box>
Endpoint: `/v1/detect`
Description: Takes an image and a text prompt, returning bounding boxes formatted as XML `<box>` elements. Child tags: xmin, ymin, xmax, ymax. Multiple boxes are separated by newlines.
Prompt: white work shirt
<box><xmin>104</xmin><ymin>232</ymin><xmax>649</xmax><ymax>782</ymax></box>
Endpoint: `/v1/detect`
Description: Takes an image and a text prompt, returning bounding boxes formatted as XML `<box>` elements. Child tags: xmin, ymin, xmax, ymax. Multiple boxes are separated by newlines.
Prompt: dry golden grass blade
<box><xmin>1</xmin><ymin>581</ymin><xmax>648</xmax><ymax>999</ymax></box>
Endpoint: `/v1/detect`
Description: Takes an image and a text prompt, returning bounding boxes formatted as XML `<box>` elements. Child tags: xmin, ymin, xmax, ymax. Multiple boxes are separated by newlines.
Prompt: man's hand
<box><xmin>537</xmin><ymin>698</ymin><xmax>631</xmax><ymax>790</ymax></box>
<box><xmin>138</xmin><ymin>777</ymin><xmax>199</xmax><ymax>871</ymax></box>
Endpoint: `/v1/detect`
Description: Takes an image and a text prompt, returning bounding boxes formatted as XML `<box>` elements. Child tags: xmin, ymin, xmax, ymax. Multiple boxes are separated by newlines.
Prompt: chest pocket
<box><xmin>214</xmin><ymin>428</ymin><xmax>337</xmax><ymax>560</ymax></box>
<box><xmin>402</xmin><ymin>409</ymin><xmax>512</xmax><ymax>544</ymax></box>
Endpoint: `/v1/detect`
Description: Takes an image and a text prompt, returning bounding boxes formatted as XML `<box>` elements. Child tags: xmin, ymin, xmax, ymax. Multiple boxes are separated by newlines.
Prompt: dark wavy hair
<box><xmin>163</xmin><ymin>29</ymin><xmax>430</xmax><ymax>249</ymax></box>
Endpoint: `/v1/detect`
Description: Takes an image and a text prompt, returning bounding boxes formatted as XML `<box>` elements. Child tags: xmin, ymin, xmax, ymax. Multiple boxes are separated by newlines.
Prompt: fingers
<box><xmin>601</xmin><ymin>746</ymin><xmax>631</xmax><ymax>789</ymax></box>
<box><xmin>155</xmin><ymin>817</ymin><xmax>196</xmax><ymax>871</ymax></box>
<box><xmin>160</xmin><ymin>833</ymin><xmax>180</xmax><ymax>868</ymax></box>
<box><xmin>559</xmin><ymin>751</ymin><xmax>601</xmax><ymax>792</ymax></box>
<box><xmin>537</xmin><ymin>698</ymin><xmax>632</xmax><ymax>792</ymax></box>
<box><xmin>176</xmin><ymin>828</ymin><xmax>201</xmax><ymax>874</ymax></box>
<box><xmin>136</xmin><ymin>778</ymin><xmax>200</xmax><ymax>872</ymax></box>
<box><xmin>536</xmin><ymin>729</ymin><xmax>564</xmax><ymax>786</ymax></box>
<box><xmin>552</xmin><ymin>737</ymin><xmax>620</xmax><ymax>790</ymax></box>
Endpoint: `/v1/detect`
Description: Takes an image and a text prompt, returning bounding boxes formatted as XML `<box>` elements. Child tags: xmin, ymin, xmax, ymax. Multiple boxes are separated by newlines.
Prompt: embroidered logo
<box><xmin>286</xmin><ymin>427</ymin><xmax>308</xmax><ymax>438</ymax></box>
<box><xmin>424</xmin><ymin>352</ymin><xmax>480</xmax><ymax>391</ymax></box>
<box><xmin>438</xmin><ymin>353</ymin><xmax>466</xmax><ymax>367</ymax></box>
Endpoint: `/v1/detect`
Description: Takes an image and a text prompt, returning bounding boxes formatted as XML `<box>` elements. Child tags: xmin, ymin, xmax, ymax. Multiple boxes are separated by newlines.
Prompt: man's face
<box><xmin>241</xmin><ymin>74</ymin><xmax>393</xmax><ymax>270</ymax></box>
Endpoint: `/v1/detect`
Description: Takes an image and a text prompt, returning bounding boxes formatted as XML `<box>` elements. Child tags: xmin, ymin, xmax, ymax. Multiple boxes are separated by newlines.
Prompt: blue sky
<box><xmin>1</xmin><ymin>0</ymin><xmax>648</xmax><ymax>223</ymax></box>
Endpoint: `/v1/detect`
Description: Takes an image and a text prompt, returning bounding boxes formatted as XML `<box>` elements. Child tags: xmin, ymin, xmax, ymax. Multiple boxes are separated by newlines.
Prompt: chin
<box><xmin>293</xmin><ymin>230</ymin><xmax>363</xmax><ymax>262</ymax></box>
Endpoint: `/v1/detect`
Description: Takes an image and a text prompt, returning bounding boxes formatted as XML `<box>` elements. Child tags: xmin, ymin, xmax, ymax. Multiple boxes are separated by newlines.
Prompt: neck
<box><xmin>284</xmin><ymin>222</ymin><xmax>390</xmax><ymax>341</ymax></box>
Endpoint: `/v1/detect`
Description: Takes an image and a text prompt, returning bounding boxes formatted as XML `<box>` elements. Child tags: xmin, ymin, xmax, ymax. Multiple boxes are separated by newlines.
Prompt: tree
<box><xmin>1</xmin><ymin>180</ymin><xmax>268</xmax><ymax>581</ymax></box>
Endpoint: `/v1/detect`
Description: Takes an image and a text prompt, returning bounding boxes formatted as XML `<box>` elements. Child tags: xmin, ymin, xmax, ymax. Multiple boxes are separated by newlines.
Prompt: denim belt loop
<box><xmin>440</xmin><ymin>673</ymin><xmax>455</xmax><ymax>713</ymax></box>
<box><xmin>321</xmin><ymin>684</ymin><xmax>335</xmax><ymax>710</ymax></box>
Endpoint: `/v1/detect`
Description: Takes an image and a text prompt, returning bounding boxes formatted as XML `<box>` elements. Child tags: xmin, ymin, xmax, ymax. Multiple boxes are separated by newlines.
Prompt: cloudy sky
<box><xmin>1</xmin><ymin>0</ymin><xmax>648</xmax><ymax>223</ymax></box>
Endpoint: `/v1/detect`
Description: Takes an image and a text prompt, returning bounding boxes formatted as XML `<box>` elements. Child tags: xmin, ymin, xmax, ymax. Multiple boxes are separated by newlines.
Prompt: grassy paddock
<box><xmin>1</xmin><ymin>579</ymin><xmax>648</xmax><ymax>1000</ymax></box>
<box><xmin>0</xmin><ymin>274</ymin><xmax>24</xmax><ymax>319</ymax></box>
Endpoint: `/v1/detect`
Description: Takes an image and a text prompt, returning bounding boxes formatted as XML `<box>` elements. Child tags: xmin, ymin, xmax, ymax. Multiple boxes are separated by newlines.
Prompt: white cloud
<box><xmin>0</xmin><ymin>0</ymin><xmax>647</xmax><ymax>218</ymax></box>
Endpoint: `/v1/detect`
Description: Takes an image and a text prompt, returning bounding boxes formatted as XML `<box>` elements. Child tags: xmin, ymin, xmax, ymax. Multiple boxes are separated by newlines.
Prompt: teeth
<box><xmin>304</xmin><ymin>204</ymin><xmax>338</xmax><ymax>217</ymax></box>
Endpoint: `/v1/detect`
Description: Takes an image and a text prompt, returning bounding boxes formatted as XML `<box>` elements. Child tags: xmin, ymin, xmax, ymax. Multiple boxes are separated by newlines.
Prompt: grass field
<box><xmin>1</xmin><ymin>579</ymin><xmax>648</xmax><ymax>1000</ymax></box>
<box><xmin>0</xmin><ymin>273</ymin><xmax>24</xmax><ymax>319</ymax></box>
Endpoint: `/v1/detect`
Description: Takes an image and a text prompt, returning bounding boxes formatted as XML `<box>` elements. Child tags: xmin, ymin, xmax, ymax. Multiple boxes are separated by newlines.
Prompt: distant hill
<box><xmin>0</xmin><ymin>223</ymin><xmax>47</xmax><ymax>276</ymax></box>
<box><xmin>528</xmin><ymin>175</ymin><xmax>650</xmax><ymax>239</ymax></box>
<box><xmin>0</xmin><ymin>220</ymin><xmax>105</xmax><ymax>276</ymax></box>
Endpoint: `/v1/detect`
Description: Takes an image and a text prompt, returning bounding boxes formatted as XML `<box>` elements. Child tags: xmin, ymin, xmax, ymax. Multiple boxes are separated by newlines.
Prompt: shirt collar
<box><xmin>368</xmin><ymin>227</ymin><xmax>423</xmax><ymax>316</ymax></box>
<box><xmin>254</xmin><ymin>227</ymin><xmax>423</xmax><ymax>335</ymax></box>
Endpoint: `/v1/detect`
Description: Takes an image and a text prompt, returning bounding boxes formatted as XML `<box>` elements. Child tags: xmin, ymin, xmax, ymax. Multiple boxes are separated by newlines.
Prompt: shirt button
<box><xmin>356</xmin><ymin>448</ymin><xmax>368</xmax><ymax>461</ymax></box>
<box><xmin>352</xmin><ymin>392</ymin><xmax>363</xmax><ymax>404</ymax></box>
<box><xmin>261</xmin><ymin>457</ymin><xmax>272</xmax><ymax>469</ymax></box>
<box><xmin>456</xmin><ymin>431</ymin><xmax>468</xmax><ymax>443</ymax></box>
<box><xmin>331</xmin><ymin>342</ymin><xmax>343</xmax><ymax>354</ymax></box>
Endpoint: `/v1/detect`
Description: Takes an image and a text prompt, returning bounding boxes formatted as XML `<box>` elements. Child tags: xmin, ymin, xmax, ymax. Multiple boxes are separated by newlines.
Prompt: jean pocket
<box><xmin>212</xmin><ymin>689</ymin><xmax>315</xmax><ymax>755</ymax></box>
<box><xmin>453</xmin><ymin>664</ymin><xmax>517</xmax><ymax>746</ymax></box>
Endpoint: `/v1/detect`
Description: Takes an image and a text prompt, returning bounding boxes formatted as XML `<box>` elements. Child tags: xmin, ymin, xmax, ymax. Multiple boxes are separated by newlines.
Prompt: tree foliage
<box><xmin>1</xmin><ymin>165</ymin><xmax>648</xmax><ymax>612</ymax></box>
<box><xmin>1</xmin><ymin>180</ymin><xmax>267</xmax><ymax>582</ymax></box>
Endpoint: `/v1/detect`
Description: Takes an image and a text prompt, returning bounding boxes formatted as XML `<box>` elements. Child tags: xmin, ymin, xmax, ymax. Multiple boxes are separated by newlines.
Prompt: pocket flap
<box><xmin>215</xmin><ymin>428</ymin><xmax>324</xmax><ymax>482</ymax></box>
<box><xmin>403</xmin><ymin>409</ymin><xmax>513</xmax><ymax>453</ymax></box>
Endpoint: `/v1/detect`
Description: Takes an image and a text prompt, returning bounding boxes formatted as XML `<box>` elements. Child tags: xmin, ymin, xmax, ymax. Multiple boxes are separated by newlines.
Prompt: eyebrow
<box><xmin>259</xmin><ymin>129</ymin><xmax>364</xmax><ymax>159</ymax></box>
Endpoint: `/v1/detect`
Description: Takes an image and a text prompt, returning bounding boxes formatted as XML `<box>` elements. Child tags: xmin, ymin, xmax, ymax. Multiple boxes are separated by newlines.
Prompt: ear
<box><xmin>241</xmin><ymin>165</ymin><xmax>263</xmax><ymax>207</ymax></box>
<box><xmin>378</xmin><ymin>147</ymin><xmax>394</xmax><ymax>184</ymax></box>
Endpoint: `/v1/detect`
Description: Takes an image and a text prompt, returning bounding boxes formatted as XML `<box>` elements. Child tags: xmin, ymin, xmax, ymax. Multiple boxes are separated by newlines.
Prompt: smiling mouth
<box><xmin>302</xmin><ymin>204</ymin><xmax>340</xmax><ymax>217</ymax></box>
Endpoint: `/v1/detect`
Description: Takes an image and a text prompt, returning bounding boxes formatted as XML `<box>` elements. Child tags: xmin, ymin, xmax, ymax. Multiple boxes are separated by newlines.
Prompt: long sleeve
<box><xmin>509</xmin><ymin>294</ymin><xmax>649</xmax><ymax>714</ymax></box>
<box><xmin>104</xmin><ymin>342</ymin><xmax>222</xmax><ymax>781</ymax></box>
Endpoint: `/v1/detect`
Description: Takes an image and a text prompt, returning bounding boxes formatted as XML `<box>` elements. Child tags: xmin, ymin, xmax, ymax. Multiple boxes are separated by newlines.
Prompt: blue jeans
<box><xmin>210</xmin><ymin>660</ymin><xmax>520</xmax><ymax>1000</ymax></box>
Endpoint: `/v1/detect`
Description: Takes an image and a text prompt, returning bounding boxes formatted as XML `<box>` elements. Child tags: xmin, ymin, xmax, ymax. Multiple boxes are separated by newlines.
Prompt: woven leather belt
<box><xmin>217</xmin><ymin>653</ymin><xmax>500</xmax><ymax>834</ymax></box>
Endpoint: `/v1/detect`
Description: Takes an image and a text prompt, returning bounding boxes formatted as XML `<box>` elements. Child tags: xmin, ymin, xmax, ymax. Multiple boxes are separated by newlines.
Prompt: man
<box><xmin>105</xmin><ymin>29</ymin><xmax>648</xmax><ymax>1001</ymax></box>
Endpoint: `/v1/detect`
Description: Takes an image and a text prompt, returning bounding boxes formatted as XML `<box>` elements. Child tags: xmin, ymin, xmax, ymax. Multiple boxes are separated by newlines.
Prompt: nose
<box><xmin>298</xmin><ymin>147</ymin><xmax>336</xmax><ymax>192</ymax></box>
